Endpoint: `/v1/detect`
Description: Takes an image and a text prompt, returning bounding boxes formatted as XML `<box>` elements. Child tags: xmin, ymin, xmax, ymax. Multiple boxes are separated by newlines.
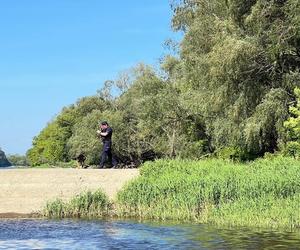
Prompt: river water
<box><xmin>0</xmin><ymin>219</ymin><xmax>299</xmax><ymax>249</ymax></box>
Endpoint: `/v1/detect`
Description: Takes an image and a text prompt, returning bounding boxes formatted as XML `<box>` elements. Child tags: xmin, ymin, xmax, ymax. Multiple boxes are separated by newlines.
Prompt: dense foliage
<box><xmin>171</xmin><ymin>0</ymin><xmax>300</xmax><ymax>158</ymax></box>
<box><xmin>27</xmin><ymin>1</ymin><xmax>300</xmax><ymax>165</ymax></box>
<box><xmin>7</xmin><ymin>154</ymin><xmax>28</xmax><ymax>166</ymax></box>
<box><xmin>117</xmin><ymin>157</ymin><xmax>300</xmax><ymax>229</ymax></box>
<box><xmin>284</xmin><ymin>87</ymin><xmax>300</xmax><ymax>157</ymax></box>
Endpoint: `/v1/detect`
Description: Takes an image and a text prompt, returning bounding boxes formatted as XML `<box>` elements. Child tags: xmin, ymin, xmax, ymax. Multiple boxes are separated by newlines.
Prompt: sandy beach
<box><xmin>0</xmin><ymin>168</ymin><xmax>139</xmax><ymax>216</ymax></box>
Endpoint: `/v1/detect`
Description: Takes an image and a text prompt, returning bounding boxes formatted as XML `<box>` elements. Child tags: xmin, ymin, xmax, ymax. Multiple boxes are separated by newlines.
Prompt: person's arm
<box><xmin>100</xmin><ymin>131</ymin><xmax>109</xmax><ymax>136</ymax></box>
<box><xmin>98</xmin><ymin>127</ymin><xmax>112</xmax><ymax>137</ymax></box>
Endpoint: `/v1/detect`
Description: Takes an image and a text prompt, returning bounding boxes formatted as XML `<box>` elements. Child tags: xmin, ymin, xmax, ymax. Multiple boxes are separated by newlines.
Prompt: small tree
<box><xmin>284</xmin><ymin>88</ymin><xmax>300</xmax><ymax>158</ymax></box>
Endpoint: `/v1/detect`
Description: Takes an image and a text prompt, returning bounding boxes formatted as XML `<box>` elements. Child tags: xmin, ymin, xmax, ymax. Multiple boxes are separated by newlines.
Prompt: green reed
<box><xmin>117</xmin><ymin>157</ymin><xmax>300</xmax><ymax>229</ymax></box>
<box><xmin>44</xmin><ymin>189</ymin><xmax>111</xmax><ymax>218</ymax></box>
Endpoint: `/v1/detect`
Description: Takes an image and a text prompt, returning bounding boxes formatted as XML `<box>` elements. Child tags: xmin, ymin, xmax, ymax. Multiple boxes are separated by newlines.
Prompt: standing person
<box><xmin>97</xmin><ymin>121</ymin><xmax>117</xmax><ymax>168</ymax></box>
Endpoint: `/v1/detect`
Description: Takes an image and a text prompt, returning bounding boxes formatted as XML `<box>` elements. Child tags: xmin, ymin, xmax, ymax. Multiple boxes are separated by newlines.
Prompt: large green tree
<box><xmin>171</xmin><ymin>0</ymin><xmax>300</xmax><ymax>158</ymax></box>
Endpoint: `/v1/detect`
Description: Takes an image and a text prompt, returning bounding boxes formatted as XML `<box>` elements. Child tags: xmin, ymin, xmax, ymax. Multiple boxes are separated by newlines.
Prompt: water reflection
<box><xmin>182</xmin><ymin>224</ymin><xmax>300</xmax><ymax>249</ymax></box>
<box><xmin>0</xmin><ymin>219</ymin><xmax>299</xmax><ymax>249</ymax></box>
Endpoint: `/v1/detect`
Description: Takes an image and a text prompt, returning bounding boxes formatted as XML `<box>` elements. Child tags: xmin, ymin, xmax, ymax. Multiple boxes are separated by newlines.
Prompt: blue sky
<box><xmin>0</xmin><ymin>1</ymin><xmax>180</xmax><ymax>155</ymax></box>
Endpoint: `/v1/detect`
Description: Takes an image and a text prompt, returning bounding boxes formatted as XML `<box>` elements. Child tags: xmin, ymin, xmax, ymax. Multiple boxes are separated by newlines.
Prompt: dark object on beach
<box><xmin>114</xmin><ymin>150</ymin><xmax>160</xmax><ymax>169</ymax></box>
<box><xmin>76</xmin><ymin>153</ymin><xmax>89</xmax><ymax>169</ymax></box>
<box><xmin>0</xmin><ymin>149</ymin><xmax>12</xmax><ymax>168</ymax></box>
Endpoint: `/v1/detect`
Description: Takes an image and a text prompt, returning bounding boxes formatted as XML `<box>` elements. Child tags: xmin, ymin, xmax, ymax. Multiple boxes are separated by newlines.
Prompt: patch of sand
<box><xmin>0</xmin><ymin>169</ymin><xmax>139</xmax><ymax>216</ymax></box>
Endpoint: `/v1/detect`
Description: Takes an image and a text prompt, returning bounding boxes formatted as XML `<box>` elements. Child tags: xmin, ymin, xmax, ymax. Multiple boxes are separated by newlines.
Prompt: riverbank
<box><xmin>2</xmin><ymin>157</ymin><xmax>300</xmax><ymax>230</ymax></box>
<box><xmin>43</xmin><ymin>157</ymin><xmax>300</xmax><ymax>229</ymax></box>
<box><xmin>117</xmin><ymin>157</ymin><xmax>300</xmax><ymax>229</ymax></box>
<box><xmin>0</xmin><ymin>168</ymin><xmax>139</xmax><ymax>216</ymax></box>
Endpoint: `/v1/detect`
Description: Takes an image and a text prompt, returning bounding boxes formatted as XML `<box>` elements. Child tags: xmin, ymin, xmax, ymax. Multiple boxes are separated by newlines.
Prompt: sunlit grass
<box><xmin>117</xmin><ymin>157</ymin><xmax>300</xmax><ymax>229</ymax></box>
<box><xmin>43</xmin><ymin>157</ymin><xmax>300</xmax><ymax>229</ymax></box>
<box><xmin>44</xmin><ymin>189</ymin><xmax>111</xmax><ymax>218</ymax></box>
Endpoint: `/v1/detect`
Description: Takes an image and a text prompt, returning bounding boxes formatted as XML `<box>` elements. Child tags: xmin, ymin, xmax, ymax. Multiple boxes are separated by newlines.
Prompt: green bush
<box><xmin>179</xmin><ymin>140</ymin><xmax>209</xmax><ymax>159</ymax></box>
<box><xmin>283</xmin><ymin>141</ymin><xmax>300</xmax><ymax>159</ymax></box>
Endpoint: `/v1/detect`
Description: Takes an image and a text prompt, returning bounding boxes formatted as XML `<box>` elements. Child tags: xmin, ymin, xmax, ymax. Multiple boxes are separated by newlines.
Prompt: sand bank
<box><xmin>0</xmin><ymin>169</ymin><xmax>139</xmax><ymax>216</ymax></box>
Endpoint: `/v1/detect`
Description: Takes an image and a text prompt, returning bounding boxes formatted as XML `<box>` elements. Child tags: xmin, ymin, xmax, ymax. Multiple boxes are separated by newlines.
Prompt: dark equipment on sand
<box><xmin>75</xmin><ymin>153</ymin><xmax>88</xmax><ymax>169</ymax></box>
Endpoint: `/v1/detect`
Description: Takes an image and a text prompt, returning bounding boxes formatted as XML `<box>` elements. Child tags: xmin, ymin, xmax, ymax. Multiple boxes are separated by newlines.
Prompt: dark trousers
<box><xmin>100</xmin><ymin>142</ymin><xmax>117</xmax><ymax>168</ymax></box>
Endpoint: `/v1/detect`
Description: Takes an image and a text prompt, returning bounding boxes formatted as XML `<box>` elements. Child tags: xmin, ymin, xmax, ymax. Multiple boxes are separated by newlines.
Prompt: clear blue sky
<box><xmin>0</xmin><ymin>1</ymin><xmax>180</xmax><ymax>155</ymax></box>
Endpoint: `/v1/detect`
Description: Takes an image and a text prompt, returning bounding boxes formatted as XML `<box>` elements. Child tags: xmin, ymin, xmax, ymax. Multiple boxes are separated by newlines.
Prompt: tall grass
<box><xmin>117</xmin><ymin>157</ymin><xmax>300</xmax><ymax>229</ymax></box>
<box><xmin>44</xmin><ymin>189</ymin><xmax>111</xmax><ymax>218</ymax></box>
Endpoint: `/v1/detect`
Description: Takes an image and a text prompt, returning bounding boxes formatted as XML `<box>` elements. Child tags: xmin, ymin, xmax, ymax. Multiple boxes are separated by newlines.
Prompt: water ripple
<box><xmin>0</xmin><ymin>219</ymin><xmax>299</xmax><ymax>249</ymax></box>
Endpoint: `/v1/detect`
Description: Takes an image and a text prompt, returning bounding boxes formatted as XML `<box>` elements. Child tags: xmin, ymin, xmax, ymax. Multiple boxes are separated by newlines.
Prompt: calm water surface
<box><xmin>0</xmin><ymin>219</ymin><xmax>299</xmax><ymax>249</ymax></box>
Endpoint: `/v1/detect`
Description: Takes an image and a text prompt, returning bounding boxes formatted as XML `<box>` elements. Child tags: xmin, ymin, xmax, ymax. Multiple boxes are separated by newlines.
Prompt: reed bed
<box><xmin>117</xmin><ymin>157</ymin><xmax>300</xmax><ymax>229</ymax></box>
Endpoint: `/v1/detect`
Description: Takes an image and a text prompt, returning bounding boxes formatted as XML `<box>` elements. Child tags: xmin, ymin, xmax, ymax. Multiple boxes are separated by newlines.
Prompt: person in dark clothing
<box><xmin>97</xmin><ymin>121</ymin><xmax>117</xmax><ymax>168</ymax></box>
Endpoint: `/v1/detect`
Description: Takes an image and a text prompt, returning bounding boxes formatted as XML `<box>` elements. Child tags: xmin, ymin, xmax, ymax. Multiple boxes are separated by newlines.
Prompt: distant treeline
<box><xmin>27</xmin><ymin>0</ymin><xmax>300</xmax><ymax>166</ymax></box>
<box><xmin>7</xmin><ymin>154</ymin><xmax>29</xmax><ymax>166</ymax></box>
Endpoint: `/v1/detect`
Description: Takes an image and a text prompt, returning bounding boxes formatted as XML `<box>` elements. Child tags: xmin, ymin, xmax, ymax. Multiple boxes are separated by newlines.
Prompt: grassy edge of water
<box><xmin>43</xmin><ymin>189</ymin><xmax>112</xmax><ymax>219</ymax></box>
<box><xmin>116</xmin><ymin>157</ymin><xmax>300</xmax><ymax>230</ymax></box>
<box><xmin>43</xmin><ymin>158</ymin><xmax>300</xmax><ymax>230</ymax></box>
<box><xmin>115</xmin><ymin>195</ymin><xmax>300</xmax><ymax>229</ymax></box>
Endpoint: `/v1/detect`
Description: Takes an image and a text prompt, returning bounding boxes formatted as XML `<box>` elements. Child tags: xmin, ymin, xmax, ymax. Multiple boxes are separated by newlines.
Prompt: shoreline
<box><xmin>2</xmin><ymin>157</ymin><xmax>300</xmax><ymax>231</ymax></box>
<box><xmin>0</xmin><ymin>168</ymin><xmax>139</xmax><ymax>215</ymax></box>
<box><xmin>0</xmin><ymin>213</ymin><xmax>40</xmax><ymax>219</ymax></box>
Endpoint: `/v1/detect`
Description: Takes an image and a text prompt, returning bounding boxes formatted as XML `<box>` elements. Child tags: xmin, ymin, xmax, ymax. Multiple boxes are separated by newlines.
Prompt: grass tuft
<box><xmin>44</xmin><ymin>189</ymin><xmax>111</xmax><ymax>218</ymax></box>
